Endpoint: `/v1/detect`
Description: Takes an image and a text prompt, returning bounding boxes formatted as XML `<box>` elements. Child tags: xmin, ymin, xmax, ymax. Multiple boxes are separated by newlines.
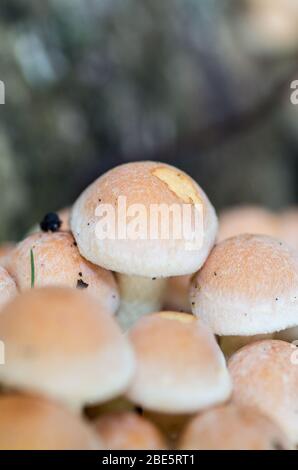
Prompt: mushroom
<box><xmin>0</xmin><ymin>266</ymin><xmax>18</xmax><ymax>310</ymax></box>
<box><xmin>229</xmin><ymin>339</ymin><xmax>298</xmax><ymax>444</ymax></box>
<box><xmin>6</xmin><ymin>231</ymin><xmax>119</xmax><ymax>315</ymax></box>
<box><xmin>190</xmin><ymin>234</ymin><xmax>298</xmax><ymax>355</ymax></box>
<box><xmin>0</xmin><ymin>394</ymin><xmax>101</xmax><ymax>450</ymax></box>
<box><xmin>178</xmin><ymin>402</ymin><xmax>291</xmax><ymax>450</ymax></box>
<box><xmin>0</xmin><ymin>287</ymin><xmax>135</xmax><ymax>410</ymax></box>
<box><xmin>163</xmin><ymin>275</ymin><xmax>192</xmax><ymax>313</ymax></box>
<box><xmin>94</xmin><ymin>411</ymin><xmax>167</xmax><ymax>450</ymax></box>
<box><xmin>126</xmin><ymin>312</ymin><xmax>231</xmax><ymax>414</ymax></box>
<box><xmin>71</xmin><ymin>161</ymin><xmax>217</xmax><ymax>329</ymax></box>
<box><xmin>217</xmin><ymin>205</ymin><xmax>278</xmax><ymax>243</ymax></box>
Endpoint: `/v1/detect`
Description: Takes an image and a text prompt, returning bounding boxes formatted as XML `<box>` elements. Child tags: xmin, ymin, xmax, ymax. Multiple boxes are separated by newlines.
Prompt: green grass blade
<box><xmin>30</xmin><ymin>248</ymin><xmax>35</xmax><ymax>288</ymax></box>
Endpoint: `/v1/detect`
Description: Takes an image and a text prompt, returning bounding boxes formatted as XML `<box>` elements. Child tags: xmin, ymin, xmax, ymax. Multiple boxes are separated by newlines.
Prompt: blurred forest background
<box><xmin>1</xmin><ymin>0</ymin><xmax>298</xmax><ymax>241</ymax></box>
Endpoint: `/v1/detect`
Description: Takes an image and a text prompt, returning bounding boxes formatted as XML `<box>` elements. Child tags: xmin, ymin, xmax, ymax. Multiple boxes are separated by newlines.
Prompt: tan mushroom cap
<box><xmin>191</xmin><ymin>234</ymin><xmax>298</xmax><ymax>336</ymax></box>
<box><xmin>218</xmin><ymin>206</ymin><xmax>278</xmax><ymax>242</ymax></box>
<box><xmin>0</xmin><ymin>394</ymin><xmax>101</xmax><ymax>450</ymax></box>
<box><xmin>0</xmin><ymin>287</ymin><xmax>135</xmax><ymax>409</ymax></box>
<box><xmin>229</xmin><ymin>340</ymin><xmax>298</xmax><ymax>443</ymax></box>
<box><xmin>178</xmin><ymin>403</ymin><xmax>291</xmax><ymax>450</ymax></box>
<box><xmin>71</xmin><ymin>161</ymin><xmax>218</xmax><ymax>278</ymax></box>
<box><xmin>94</xmin><ymin>412</ymin><xmax>167</xmax><ymax>450</ymax></box>
<box><xmin>0</xmin><ymin>266</ymin><xmax>17</xmax><ymax>310</ymax></box>
<box><xmin>6</xmin><ymin>231</ymin><xmax>119</xmax><ymax>314</ymax></box>
<box><xmin>126</xmin><ymin>312</ymin><xmax>231</xmax><ymax>414</ymax></box>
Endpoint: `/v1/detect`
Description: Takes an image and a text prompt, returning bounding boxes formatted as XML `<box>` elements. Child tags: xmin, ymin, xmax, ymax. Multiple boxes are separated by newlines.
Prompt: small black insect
<box><xmin>77</xmin><ymin>279</ymin><xmax>89</xmax><ymax>289</ymax></box>
<box><xmin>40</xmin><ymin>212</ymin><xmax>62</xmax><ymax>233</ymax></box>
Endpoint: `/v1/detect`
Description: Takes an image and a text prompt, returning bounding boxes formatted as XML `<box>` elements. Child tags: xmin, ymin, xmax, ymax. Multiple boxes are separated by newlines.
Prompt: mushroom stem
<box><xmin>116</xmin><ymin>274</ymin><xmax>167</xmax><ymax>330</ymax></box>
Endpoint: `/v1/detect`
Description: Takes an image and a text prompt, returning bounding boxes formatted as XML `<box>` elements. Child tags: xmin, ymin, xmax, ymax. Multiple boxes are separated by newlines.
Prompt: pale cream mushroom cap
<box><xmin>191</xmin><ymin>234</ymin><xmax>298</xmax><ymax>335</ymax></box>
<box><xmin>0</xmin><ymin>394</ymin><xmax>101</xmax><ymax>450</ymax></box>
<box><xmin>6</xmin><ymin>231</ymin><xmax>119</xmax><ymax>314</ymax></box>
<box><xmin>0</xmin><ymin>287</ymin><xmax>135</xmax><ymax>409</ymax></box>
<box><xmin>126</xmin><ymin>312</ymin><xmax>231</xmax><ymax>413</ymax></box>
<box><xmin>178</xmin><ymin>402</ymin><xmax>291</xmax><ymax>450</ymax></box>
<box><xmin>0</xmin><ymin>266</ymin><xmax>18</xmax><ymax>310</ymax></box>
<box><xmin>94</xmin><ymin>412</ymin><xmax>167</xmax><ymax>450</ymax></box>
<box><xmin>229</xmin><ymin>340</ymin><xmax>298</xmax><ymax>443</ymax></box>
<box><xmin>218</xmin><ymin>206</ymin><xmax>278</xmax><ymax>242</ymax></box>
<box><xmin>71</xmin><ymin>161</ymin><xmax>218</xmax><ymax>278</ymax></box>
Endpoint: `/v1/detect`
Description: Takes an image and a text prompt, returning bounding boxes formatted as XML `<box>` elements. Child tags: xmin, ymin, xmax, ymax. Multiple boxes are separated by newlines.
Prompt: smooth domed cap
<box><xmin>0</xmin><ymin>394</ymin><xmax>101</xmax><ymax>450</ymax></box>
<box><xmin>6</xmin><ymin>231</ymin><xmax>119</xmax><ymax>314</ymax></box>
<box><xmin>178</xmin><ymin>403</ymin><xmax>291</xmax><ymax>450</ymax></box>
<box><xmin>191</xmin><ymin>234</ymin><xmax>298</xmax><ymax>335</ymax></box>
<box><xmin>71</xmin><ymin>161</ymin><xmax>218</xmax><ymax>277</ymax></box>
<box><xmin>0</xmin><ymin>266</ymin><xmax>17</xmax><ymax>310</ymax></box>
<box><xmin>126</xmin><ymin>312</ymin><xmax>231</xmax><ymax>413</ymax></box>
<box><xmin>218</xmin><ymin>206</ymin><xmax>278</xmax><ymax>242</ymax></box>
<box><xmin>94</xmin><ymin>412</ymin><xmax>167</xmax><ymax>450</ymax></box>
<box><xmin>229</xmin><ymin>340</ymin><xmax>298</xmax><ymax>443</ymax></box>
<box><xmin>0</xmin><ymin>287</ymin><xmax>135</xmax><ymax>408</ymax></box>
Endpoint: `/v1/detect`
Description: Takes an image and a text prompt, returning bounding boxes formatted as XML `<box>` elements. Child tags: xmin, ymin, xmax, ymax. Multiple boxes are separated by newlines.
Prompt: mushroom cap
<box><xmin>0</xmin><ymin>266</ymin><xmax>17</xmax><ymax>310</ymax></box>
<box><xmin>71</xmin><ymin>161</ymin><xmax>218</xmax><ymax>277</ymax></box>
<box><xmin>0</xmin><ymin>394</ymin><xmax>101</xmax><ymax>450</ymax></box>
<box><xmin>178</xmin><ymin>402</ymin><xmax>291</xmax><ymax>450</ymax></box>
<box><xmin>126</xmin><ymin>312</ymin><xmax>231</xmax><ymax>413</ymax></box>
<box><xmin>0</xmin><ymin>287</ymin><xmax>135</xmax><ymax>408</ymax></box>
<box><xmin>94</xmin><ymin>412</ymin><xmax>167</xmax><ymax>450</ymax></box>
<box><xmin>6</xmin><ymin>231</ymin><xmax>119</xmax><ymax>314</ymax></box>
<box><xmin>229</xmin><ymin>340</ymin><xmax>298</xmax><ymax>443</ymax></box>
<box><xmin>218</xmin><ymin>206</ymin><xmax>278</xmax><ymax>242</ymax></box>
<box><xmin>191</xmin><ymin>234</ymin><xmax>298</xmax><ymax>335</ymax></box>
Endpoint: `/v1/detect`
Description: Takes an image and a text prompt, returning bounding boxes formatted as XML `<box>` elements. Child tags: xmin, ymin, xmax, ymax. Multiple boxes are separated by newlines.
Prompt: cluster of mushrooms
<box><xmin>0</xmin><ymin>161</ymin><xmax>298</xmax><ymax>450</ymax></box>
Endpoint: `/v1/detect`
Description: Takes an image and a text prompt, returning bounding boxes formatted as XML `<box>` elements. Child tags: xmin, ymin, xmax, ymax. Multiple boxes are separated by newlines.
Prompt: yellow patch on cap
<box><xmin>152</xmin><ymin>167</ymin><xmax>202</xmax><ymax>205</ymax></box>
<box><xmin>158</xmin><ymin>312</ymin><xmax>196</xmax><ymax>323</ymax></box>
